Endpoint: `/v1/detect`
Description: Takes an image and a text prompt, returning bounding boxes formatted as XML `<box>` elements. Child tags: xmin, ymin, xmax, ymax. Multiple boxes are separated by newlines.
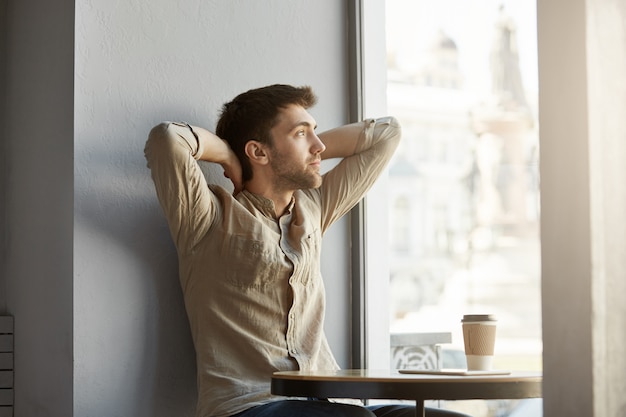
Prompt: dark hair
<box><xmin>216</xmin><ymin>84</ymin><xmax>318</xmax><ymax>182</ymax></box>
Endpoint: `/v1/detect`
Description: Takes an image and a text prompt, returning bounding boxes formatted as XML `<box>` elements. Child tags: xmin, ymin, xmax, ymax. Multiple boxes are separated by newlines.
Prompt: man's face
<box><xmin>266</xmin><ymin>104</ymin><xmax>326</xmax><ymax>191</ymax></box>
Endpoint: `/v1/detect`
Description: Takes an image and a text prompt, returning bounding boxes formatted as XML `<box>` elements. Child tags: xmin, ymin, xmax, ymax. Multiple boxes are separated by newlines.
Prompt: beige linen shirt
<box><xmin>145</xmin><ymin>117</ymin><xmax>401</xmax><ymax>417</ymax></box>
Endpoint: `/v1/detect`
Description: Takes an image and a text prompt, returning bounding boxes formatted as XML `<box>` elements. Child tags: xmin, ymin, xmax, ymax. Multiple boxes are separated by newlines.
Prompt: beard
<box><xmin>269</xmin><ymin>151</ymin><xmax>322</xmax><ymax>191</ymax></box>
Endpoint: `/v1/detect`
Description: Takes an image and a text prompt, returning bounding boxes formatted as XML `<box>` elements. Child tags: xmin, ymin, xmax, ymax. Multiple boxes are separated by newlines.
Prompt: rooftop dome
<box><xmin>434</xmin><ymin>30</ymin><xmax>457</xmax><ymax>50</ymax></box>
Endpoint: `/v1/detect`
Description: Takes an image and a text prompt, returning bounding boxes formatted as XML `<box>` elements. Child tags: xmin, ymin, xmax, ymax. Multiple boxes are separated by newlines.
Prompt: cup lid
<box><xmin>462</xmin><ymin>314</ymin><xmax>497</xmax><ymax>322</ymax></box>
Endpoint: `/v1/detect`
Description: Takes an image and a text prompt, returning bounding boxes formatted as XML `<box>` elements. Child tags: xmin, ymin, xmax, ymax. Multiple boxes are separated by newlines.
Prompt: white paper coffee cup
<box><xmin>462</xmin><ymin>314</ymin><xmax>497</xmax><ymax>371</ymax></box>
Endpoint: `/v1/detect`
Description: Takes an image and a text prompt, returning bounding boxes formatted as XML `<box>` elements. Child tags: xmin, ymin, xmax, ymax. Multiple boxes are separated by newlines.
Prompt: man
<box><xmin>145</xmin><ymin>84</ymin><xmax>469</xmax><ymax>417</ymax></box>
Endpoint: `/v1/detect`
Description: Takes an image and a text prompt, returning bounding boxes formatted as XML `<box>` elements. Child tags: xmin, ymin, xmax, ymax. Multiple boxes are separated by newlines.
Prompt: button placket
<box><xmin>280</xmin><ymin>213</ymin><xmax>303</xmax><ymax>365</ymax></box>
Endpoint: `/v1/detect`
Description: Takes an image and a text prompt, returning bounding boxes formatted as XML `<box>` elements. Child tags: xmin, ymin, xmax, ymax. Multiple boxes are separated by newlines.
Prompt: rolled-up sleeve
<box><xmin>316</xmin><ymin>116</ymin><xmax>402</xmax><ymax>232</ymax></box>
<box><xmin>144</xmin><ymin>122</ymin><xmax>216</xmax><ymax>253</ymax></box>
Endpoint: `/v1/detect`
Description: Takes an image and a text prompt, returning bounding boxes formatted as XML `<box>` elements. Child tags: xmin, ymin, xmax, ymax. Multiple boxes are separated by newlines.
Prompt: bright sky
<box><xmin>386</xmin><ymin>0</ymin><xmax>538</xmax><ymax>95</ymax></box>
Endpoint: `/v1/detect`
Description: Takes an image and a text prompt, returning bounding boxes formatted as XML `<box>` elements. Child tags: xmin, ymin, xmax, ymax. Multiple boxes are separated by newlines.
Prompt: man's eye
<box><xmin>296</xmin><ymin>130</ymin><xmax>306</xmax><ymax>137</ymax></box>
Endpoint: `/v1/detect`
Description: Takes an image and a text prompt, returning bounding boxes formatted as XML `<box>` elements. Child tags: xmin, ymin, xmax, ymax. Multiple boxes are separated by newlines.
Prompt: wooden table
<box><xmin>271</xmin><ymin>369</ymin><xmax>542</xmax><ymax>417</ymax></box>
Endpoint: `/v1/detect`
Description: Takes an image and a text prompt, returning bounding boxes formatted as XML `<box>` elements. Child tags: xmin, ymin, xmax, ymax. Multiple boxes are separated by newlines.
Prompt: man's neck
<box><xmin>244</xmin><ymin>182</ymin><xmax>294</xmax><ymax>218</ymax></box>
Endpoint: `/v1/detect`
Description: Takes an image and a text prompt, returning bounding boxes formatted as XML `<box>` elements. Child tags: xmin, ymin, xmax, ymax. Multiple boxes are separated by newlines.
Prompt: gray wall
<box><xmin>0</xmin><ymin>0</ymin><xmax>6</xmax><ymax>315</ymax></box>
<box><xmin>4</xmin><ymin>1</ymin><xmax>355</xmax><ymax>416</ymax></box>
<box><xmin>4</xmin><ymin>0</ymin><xmax>75</xmax><ymax>416</ymax></box>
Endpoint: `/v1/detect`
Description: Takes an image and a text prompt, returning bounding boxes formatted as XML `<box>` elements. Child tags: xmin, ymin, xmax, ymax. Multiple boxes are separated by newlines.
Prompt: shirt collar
<box><xmin>240</xmin><ymin>190</ymin><xmax>296</xmax><ymax>218</ymax></box>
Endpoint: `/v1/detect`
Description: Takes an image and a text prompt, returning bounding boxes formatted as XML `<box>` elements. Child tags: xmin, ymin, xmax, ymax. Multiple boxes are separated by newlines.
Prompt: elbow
<box><xmin>374</xmin><ymin>116</ymin><xmax>402</xmax><ymax>138</ymax></box>
<box><xmin>380</xmin><ymin>116</ymin><xmax>402</xmax><ymax>145</ymax></box>
<box><xmin>146</xmin><ymin>122</ymin><xmax>172</xmax><ymax>148</ymax></box>
<box><xmin>144</xmin><ymin>122</ymin><xmax>174</xmax><ymax>167</ymax></box>
<box><xmin>386</xmin><ymin>116</ymin><xmax>402</xmax><ymax>136</ymax></box>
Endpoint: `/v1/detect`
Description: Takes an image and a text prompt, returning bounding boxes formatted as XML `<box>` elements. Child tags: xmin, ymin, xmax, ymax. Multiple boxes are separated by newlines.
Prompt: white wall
<box><xmin>538</xmin><ymin>0</ymin><xmax>626</xmax><ymax>415</ymax></box>
<box><xmin>5</xmin><ymin>1</ymin><xmax>356</xmax><ymax>416</ymax></box>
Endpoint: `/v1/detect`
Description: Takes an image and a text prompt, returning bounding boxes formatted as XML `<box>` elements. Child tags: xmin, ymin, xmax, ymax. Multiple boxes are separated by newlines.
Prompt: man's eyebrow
<box><xmin>291</xmin><ymin>121</ymin><xmax>317</xmax><ymax>130</ymax></box>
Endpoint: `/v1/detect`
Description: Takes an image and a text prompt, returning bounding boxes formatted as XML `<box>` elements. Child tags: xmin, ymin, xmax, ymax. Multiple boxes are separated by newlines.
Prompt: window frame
<box><xmin>348</xmin><ymin>0</ymin><xmax>393</xmax><ymax>370</ymax></box>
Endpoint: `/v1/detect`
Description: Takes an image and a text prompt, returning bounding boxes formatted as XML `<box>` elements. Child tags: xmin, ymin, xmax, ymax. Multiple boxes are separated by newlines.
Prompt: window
<box><xmin>364</xmin><ymin>1</ymin><xmax>542</xmax><ymax>415</ymax></box>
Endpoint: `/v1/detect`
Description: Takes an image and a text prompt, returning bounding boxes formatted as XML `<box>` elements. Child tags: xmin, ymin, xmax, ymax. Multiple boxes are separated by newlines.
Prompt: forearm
<box><xmin>148</xmin><ymin>122</ymin><xmax>242</xmax><ymax>193</ymax></box>
<box><xmin>319</xmin><ymin>117</ymin><xmax>401</xmax><ymax>160</ymax></box>
<box><xmin>190</xmin><ymin>125</ymin><xmax>243</xmax><ymax>193</ymax></box>
<box><xmin>318</xmin><ymin>122</ymin><xmax>364</xmax><ymax>160</ymax></box>
<box><xmin>191</xmin><ymin>125</ymin><xmax>233</xmax><ymax>164</ymax></box>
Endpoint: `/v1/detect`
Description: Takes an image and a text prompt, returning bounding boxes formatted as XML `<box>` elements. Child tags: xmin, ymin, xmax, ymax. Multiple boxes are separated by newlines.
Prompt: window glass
<box><xmin>383</xmin><ymin>0</ymin><xmax>541</xmax><ymax>414</ymax></box>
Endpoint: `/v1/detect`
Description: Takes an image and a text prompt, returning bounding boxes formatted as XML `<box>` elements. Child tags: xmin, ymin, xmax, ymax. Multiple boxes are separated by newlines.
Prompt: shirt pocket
<box><xmin>298</xmin><ymin>228</ymin><xmax>322</xmax><ymax>286</ymax></box>
<box><xmin>224</xmin><ymin>235</ymin><xmax>284</xmax><ymax>289</ymax></box>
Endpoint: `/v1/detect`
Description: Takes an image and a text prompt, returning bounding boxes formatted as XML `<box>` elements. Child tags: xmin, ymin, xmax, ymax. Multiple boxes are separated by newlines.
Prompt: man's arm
<box><xmin>145</xmin><ymin>122</ymin><xmax>224</xmax><ymax>252</ymax></box>
<box><xmin>315</xmin><ymin>117</ymin><xmax>401</xmax><ymax>232</ymax></box>
<box><xmin>191</xmin><ymin>126</ymin><xmax>243</xmax><ymax>194</ymax></box>
<box><xmin>318</xmin><ymin>122</ymin><xmax>363</xmax><ymax>160</ymax></box>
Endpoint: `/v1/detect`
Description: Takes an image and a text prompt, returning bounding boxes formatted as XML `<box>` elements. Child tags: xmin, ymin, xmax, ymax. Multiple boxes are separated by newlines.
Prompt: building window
<box><xmin>367</xmin><ymin>1</ymin><xmax>542</xmax><ymax>415</ymax></box>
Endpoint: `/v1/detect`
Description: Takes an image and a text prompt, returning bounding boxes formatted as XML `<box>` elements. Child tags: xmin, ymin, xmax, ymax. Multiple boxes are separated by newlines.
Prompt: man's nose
<box><xmin>312</xmin><ymin>134</ymin><xmax>326</xmax><ymax>154</ymax></box>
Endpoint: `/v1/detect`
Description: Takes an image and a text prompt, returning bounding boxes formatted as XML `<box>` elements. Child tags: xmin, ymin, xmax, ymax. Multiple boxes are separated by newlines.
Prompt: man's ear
<box><xmin>244</xmin><ymin>140</ymin><xmax>269</xmax><ymax>165</ymax></box>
